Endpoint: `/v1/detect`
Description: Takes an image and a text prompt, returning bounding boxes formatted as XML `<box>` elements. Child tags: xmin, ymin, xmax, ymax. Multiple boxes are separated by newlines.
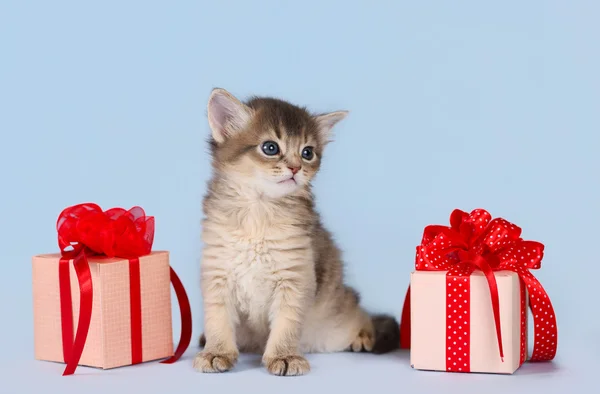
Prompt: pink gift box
<box><xmin>32</xmin><ymin>251</ymin><xmax>174</xmax><ymax>370</ymax></box>
<box><xmin>409</xmin><ymin>270</ymin><xmax>527</xmax><ymax>374</ymax></box>
<box><xmin>398</xmin><ymin>208</ymin><xmax>558</xmax><ymax>375</ymax></box>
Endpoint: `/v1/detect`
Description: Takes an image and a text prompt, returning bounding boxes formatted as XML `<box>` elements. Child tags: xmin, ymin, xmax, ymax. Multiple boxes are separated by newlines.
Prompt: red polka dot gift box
<box><xmin>398</xmin><ymin>209</ymin><xmax>557</xmax><ymax>374</ymax></box>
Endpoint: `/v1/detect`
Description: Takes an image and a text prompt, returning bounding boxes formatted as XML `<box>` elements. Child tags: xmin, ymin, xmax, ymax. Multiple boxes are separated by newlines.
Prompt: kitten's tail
<box><xmin>370</xmin><ymin>314</ymin><xmax>401</xmax><ymax>354</ymax></box>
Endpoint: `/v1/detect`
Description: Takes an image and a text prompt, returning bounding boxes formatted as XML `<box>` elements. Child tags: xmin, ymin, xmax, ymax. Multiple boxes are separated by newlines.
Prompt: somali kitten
<box><xmin>193</xmin><ymin>88</ymin><xmax>399</xmax><ymax>376</ymax></box>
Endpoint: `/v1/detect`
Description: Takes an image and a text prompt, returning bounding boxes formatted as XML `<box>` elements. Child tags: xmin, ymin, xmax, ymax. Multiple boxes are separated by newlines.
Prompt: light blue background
<box><xmin>1</xmin><ymin>1</ymin><xmax>598</xmax><ymax>393</ymax></box>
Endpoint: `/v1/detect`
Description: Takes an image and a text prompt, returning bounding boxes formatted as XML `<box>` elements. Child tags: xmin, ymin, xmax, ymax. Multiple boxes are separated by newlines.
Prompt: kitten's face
<box><xmin>206</xmin><ymin>89</ymin><xmax>347</xmax><ymax>199</ymax></box>
<box><xmin>239</xmin><ymin>123</ymin><xmax>321</xmax><ymax>198</ymax></box>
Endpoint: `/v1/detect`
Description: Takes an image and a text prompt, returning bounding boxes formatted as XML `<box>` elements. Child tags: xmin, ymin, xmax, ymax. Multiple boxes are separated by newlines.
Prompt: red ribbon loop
<box><xmin>160</xmin><ymin>267</ymin><xmax>193</xmax><ymax>364</ymax></box>
<box><xmin>399</xmin><ymin>208</ymin><xmax>557</xmax><ymax>367</ymax></box>
<box><xmin>59</xmin><ymin>253</ymin><xmax>93</xmax><ymax>376</ymax></box>
<box><xmin>56</xmin><ymin>203</ymin><xmax>192</xmax><ymax>376</ymax></box>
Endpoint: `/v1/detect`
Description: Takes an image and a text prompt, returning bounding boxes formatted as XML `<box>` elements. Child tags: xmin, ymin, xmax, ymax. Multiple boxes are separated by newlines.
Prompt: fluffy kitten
<box><xmin>194</xmin><ymin>88</ymin><xmax>399</xmax><ymax>376</ymax></box>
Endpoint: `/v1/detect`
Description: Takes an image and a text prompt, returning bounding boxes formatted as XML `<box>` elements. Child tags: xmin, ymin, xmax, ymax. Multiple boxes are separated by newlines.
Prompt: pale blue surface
<box><xmin>1</xmin><ymin>1</ymin><xmax>598</xmax><ymax>392</ymax></box>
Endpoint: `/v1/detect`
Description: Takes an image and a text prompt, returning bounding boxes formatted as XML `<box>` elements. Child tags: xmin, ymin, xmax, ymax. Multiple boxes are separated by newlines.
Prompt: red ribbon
<box><xmin>56</xmin><ymin>203</ymin><xmax>192</xmax><ymax>376</ymax></box>
<box><xmin>399</xmin><ymin>209</ymin><xmax>557</xmax><ymax>371</ymax></box>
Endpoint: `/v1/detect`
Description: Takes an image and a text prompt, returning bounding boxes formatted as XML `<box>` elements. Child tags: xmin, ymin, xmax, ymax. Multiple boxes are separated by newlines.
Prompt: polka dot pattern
<box><xmin>407</xmin><ymin>208</ymin><xmax>557</xmax><ymax>372</ymax></box>
<box><xmin>460</xmin><ymin>208</ymin><xmax>492</xmax><ymax>239</ymax></box>
<box><xmin>519</xmin><ymin>279</ymin><xmax>527</xmax><ymax>364</ymax></box>
<box><xmin>497</xmin><ymin>240</ymin><xmax>544</xmax><ymax>270</ymax></box>
<box><xmin>480</xmin><ymin>218</ymin><xmax>522</xmax><ymax>254</ymax></box>
<box><xmin>446</xmin><ymin>264</ymin><xmax>474</xmax><ymax>372</ymax></box>
<box><xmin>511</xmin><ymin>267</ymin><xmax>558</xmax><ymax>361</ymax></box>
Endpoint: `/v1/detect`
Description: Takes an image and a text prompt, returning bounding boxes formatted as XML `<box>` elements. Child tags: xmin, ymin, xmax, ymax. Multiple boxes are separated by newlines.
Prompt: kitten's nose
<box><xmin>288</xmin><ymin>166</ymin><xmax>300</xmax><ymax>175</ymax></box>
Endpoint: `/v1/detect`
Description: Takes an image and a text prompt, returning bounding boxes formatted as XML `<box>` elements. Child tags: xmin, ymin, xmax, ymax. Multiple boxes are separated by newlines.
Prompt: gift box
<box><xmin>31</xmin><ymin>203</ymin><xmax>192</xmax><ymax>376</ymax></box>
<box><xmin>399</xmin><ymin>209</ymin><xmax>557</xmax><ymax>374</ymax></box>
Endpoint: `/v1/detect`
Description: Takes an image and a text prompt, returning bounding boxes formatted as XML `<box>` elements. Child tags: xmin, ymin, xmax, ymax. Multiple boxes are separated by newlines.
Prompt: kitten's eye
<box><xmin>261</xmin><ymin>141</ymin><xmax>280</xmax><ymax>156</ymax></box>
<box><xmin>301</xmin><ymin>147</ymin><xmax>314</xmax><ymax>161</ymax></box>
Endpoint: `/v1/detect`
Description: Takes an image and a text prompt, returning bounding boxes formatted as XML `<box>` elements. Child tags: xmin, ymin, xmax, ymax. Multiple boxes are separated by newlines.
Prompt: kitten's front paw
<box><xmin>263</xmin><ymin>354</ymin><xmax>310</xmax><ymax>376</ymax></box>
<box><xmin>193</xmin><ymin>350</ymin><xmax>238</xmax><ymax>373</ymax></box>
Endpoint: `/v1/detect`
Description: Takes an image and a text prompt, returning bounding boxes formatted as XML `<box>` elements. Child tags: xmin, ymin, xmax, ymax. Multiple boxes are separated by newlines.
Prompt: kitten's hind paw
<box><xmin>193</xmin><ymin>350</ymin><xmax>238</xmax><ymax>373</ymax></box>
<box><xmin>350</xmin><ymin>328</ymin><xmax>374</xmax><ymax>352</ymax></box>
<box><xmin>263</xmin><ymin>354</ymin><xmax>310</xmax><ymax>376</ymax></box>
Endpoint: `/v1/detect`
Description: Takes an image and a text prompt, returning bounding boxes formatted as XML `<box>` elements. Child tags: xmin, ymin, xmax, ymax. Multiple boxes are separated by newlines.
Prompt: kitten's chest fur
<box><xmin>203</xmin><ymin>196</ymin><xmax>313</xmax><ymax>319</ymax></box>
<box><xmin>228</xmin><ymin>237</ymin><xmax>276</xmax><ymax>318</ymax></box>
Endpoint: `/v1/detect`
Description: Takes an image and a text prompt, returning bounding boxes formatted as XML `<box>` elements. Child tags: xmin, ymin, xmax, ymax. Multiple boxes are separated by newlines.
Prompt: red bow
<box><xmin>57</xmin><ymin>203</ymin><xmax>154</xmax><ymax>259</ymax></box>
<box><xmin>56</xmin><ymin>203</ymin><xmax>192</xmax><ymax>376</ymax></box>
<box><xmin>415</xmin><ymin>209</ymin><xmax>543</xmax><ymax>273</ymax></box>
<box><xmin>399</xmin><ymin>209</ymin><xmax>557</xmax><ymax>366</ymax></box>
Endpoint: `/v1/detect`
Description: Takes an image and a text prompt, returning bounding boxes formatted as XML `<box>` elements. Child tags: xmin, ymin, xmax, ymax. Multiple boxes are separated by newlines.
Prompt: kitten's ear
<box><xmin>314</xmin><ymin>110</ymin><xmax>349</xmax><ymax>143</ymax></box>
<box><xmin>207</xmin><ymin>88</ymin><xmax>253</xmax><ymax>144</ymax></box>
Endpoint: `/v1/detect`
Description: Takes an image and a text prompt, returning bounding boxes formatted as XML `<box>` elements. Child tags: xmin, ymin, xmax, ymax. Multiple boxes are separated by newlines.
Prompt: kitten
<box><xmin>193</xmin><ymin>88</ymin><xmax>399</xmax><ymax>376</ymax></box>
